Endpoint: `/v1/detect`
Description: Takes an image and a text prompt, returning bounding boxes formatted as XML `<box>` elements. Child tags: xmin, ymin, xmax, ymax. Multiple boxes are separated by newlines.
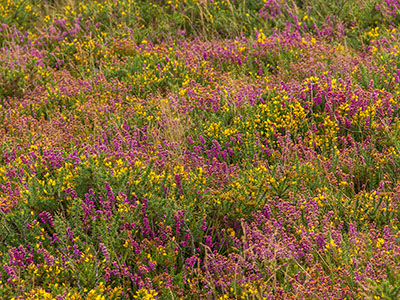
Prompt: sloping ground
<box><xmin>1</xmin><ymin>0</ymin><xmax>400</xmax><ymax>299</ymax></box>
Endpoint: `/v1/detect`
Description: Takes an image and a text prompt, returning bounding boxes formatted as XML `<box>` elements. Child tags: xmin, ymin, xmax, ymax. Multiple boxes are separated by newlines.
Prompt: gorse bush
<box><xmin>1</xmin><ymin>0</ymin><xmax>400</xmax><ymax>299</ymax></box>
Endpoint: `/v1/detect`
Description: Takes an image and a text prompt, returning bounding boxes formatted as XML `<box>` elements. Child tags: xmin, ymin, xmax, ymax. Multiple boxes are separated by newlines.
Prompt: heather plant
<box><xmin>2</xmin><ymin>0</ymin><xmax>400</xmax><ymax>299</ymax></box>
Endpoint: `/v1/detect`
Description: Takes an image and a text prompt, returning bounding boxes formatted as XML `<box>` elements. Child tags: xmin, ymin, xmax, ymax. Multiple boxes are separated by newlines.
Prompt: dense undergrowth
<box><xmin>1</xmin><ymin>0</ymin><xmax>400</xmax><ymax>299</ymax></box>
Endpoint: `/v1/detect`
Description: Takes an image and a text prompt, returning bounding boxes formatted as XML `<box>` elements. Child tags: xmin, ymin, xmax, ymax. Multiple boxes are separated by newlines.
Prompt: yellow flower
<box><xmin>133</xmin><ymin>289</ymin><xmax>158</xmax><ymax>300</ymax></box>
<box><xmin>376</xmin><ymin>238</ymin><xmax>385</xmax><ymax>248</ymax></box>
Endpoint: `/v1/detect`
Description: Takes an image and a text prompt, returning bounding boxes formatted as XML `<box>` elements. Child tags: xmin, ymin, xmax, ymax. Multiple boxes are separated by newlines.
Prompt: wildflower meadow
<box><xmin>1</xmin><ymin>0</ymin><xmax>400</xmax><ymax>299</ymax></box>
